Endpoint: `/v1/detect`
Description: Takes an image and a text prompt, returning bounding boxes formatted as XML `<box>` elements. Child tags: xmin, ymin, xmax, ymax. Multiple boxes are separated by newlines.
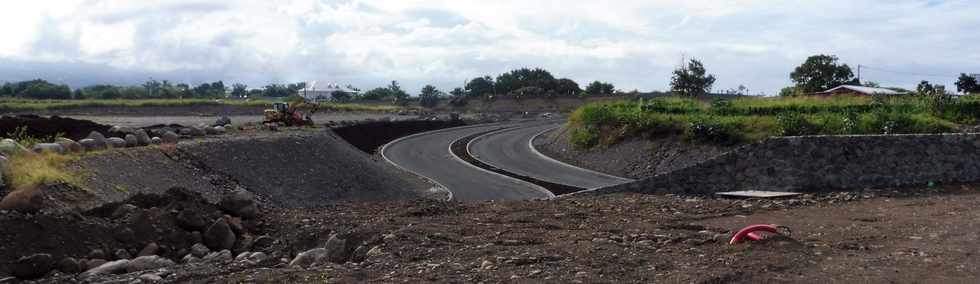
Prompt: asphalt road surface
<box><xmin>469</xmin><ymin>122</ymin><xmax>635</xmax><ymax>189</ymax></box>
<box><xmin>382</xmin><ymin>123</ymin><xmax>553</xmax><ymax>202</ymax></box>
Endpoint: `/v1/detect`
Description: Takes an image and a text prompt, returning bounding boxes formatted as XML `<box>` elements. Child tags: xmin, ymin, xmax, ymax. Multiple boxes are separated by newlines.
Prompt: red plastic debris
<box><xmin>728</xmin><ymin>224</ymin><xmax>782</xmax><ymax>245</ymax></box>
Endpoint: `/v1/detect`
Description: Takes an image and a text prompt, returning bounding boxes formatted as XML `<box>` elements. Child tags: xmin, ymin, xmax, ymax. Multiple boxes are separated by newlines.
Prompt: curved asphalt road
<box><xmin>469</xmin><ymin>123</ymin><xmax>635</xmax><ymax>189</ymax></box>
<box><xmin>382</xmin><ymin>123</ymin><xmax>553</xmax><ymax>202</ymax></box>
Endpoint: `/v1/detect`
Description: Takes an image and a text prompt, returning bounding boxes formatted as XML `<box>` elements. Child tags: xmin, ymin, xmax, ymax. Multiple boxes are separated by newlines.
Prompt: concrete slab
<box><xmin>715</xmin><ymin>191</ymin><xmax>802</xmax><ymax>199</ymax></box>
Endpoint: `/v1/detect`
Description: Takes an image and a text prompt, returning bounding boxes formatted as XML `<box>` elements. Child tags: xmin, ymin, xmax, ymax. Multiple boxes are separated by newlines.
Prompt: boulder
<box><xmin>190</xmin><ymin>127</ymin><xmax>206</xmax><ymax>137</ymax></box>
<box><xmin>12</xmin><ymin>253</ymin><xmax>54</xmax><ymax>279</ymax></box>
<box><xmin>176</xmin><ymin>209</ymin><xmax>207</xmax><ymax>231</ymax></box>
<box><xmin>190</xmin><ymin>243</ymin><xmax>210</xmax><ymax>258</ymax></box>
<box><xmin>125</xmin><ymin>256</ymin><xmax>174</xmax><ymax>273</ymax></box>
<box><xmin>86</xmin><ymin>131</ymin><xmax>107</xmax><ymax>143</ymax></box>
<box><xmin>0</xmin><ymin>139</ymin><xmax>28</xmax><ymax>157</ymax></box>
<box><xmin>55</xmin><ymin>138</ymin><xmax>84</xmax><ymax>154</ymax></box>
<box><xmin>179</xmin><ymin>128</ymin><xmax>193</xmax><ymax>136</ymax></box>
<box><xmin>135</xmin><ymin>129</ymin><xmax>152</xmax><ymax>146</ymax></box>
<box><xmin>215</xmin><ymin>116</ymin><xmax>232</xmax><ymax>127</ymax></box>
<box><xmin>204</xmin><ymin>218</ymin><xmax>236</xmax><ymax>251</ymax></box>
<box><xmin>31</xmin><ymin>143</ymin><xmax>65</xmax><ymax>154</ymax></box>
<box><xmin>0</xmin><ymin>186</ymin><xmax>44</xmax><ymax>213</ymax></box>
<box><xmin>85</xmin><ymin>259</ymin><xmax>107</xmax><ymax>270</ymax></box>
<box><xmin>111</xmin><ymin>204</ymin><xmax>139</xmax><ymax>219</ymax></box>
<box><xmin>138</xmin><ymin>242</ymin><xmax>159</xmax><ymax>257</ymax></box>
<box><xmin>80</xmin><ymin>259</ymin><xmax>130</xmax><ymax>278</ymax></box>
<box><xmin>205</xmin><ymin>127</ymin><xmax>220</xmax><ymax>135</ymax></box>
<box><xmin>181</xmin><ymin>254</ymin><xmax>200</xmax><ymax>264</ymax></box>
<box><xmin>288</xmin><ymin>248</ymin><xmax>328</xmax><ymax>268</ymax></box>
<box><xmin>162</xmin><ymin>131</ymin><xmax>179</xmax><ymax>144</ymax></box>
<box><xmin>57</xmin><ymin>257</ymin><xmax>83</xmax><ymax>274</ymax></box>
<box><xmin>251</xmin><ymin>236</ymin><xmax>276</xmax><ymax>251</ymax></box>
<box><xmin>78</xmin><ymin>139</ymin><xmax>104</xmax><ymax>151</ymax></box>
<box><xmin>202</xmin><ymin>250</ymin><xmax>233</xmax><ymax>264</ymax></box>
<box><xmin>324</xmin><ymin>234</ymin><xmax>350</xmax><ymax>263</ymax></box>
<box><xmin>106</xmin><ymin>137</ymin><xmax>127</xmax><ymax>148</ymax></box>
<box><xmin>139</xmin><ymin>273</ymin><xmax>163</xmax><ymax>283</ymax></box>
<box><xmin>114</xmin><ymin>248</ymin><xmax>132</xmax><ymax>260</ymax></box>
<box><xmin>150</xmin><ymin>137</ymin><xmax>162</xmax><ymax>145</ymax></box>
<box><xmin>124</xmin><ymin>134</ymin><xmax>139</xmax><ymax>147</ymax></box>
<box><xmin>219</xmin><ymin>190</ymin><xmax>258</xmax><ymax>219</ymax></box>
<box><xmin>214</xmin><ymin>126</ymin><xmax>227</xmax><ymax>134</ymax></box>
<box><xmin>88</xmin><ymin>249</ymin><xmax>107</xmax><ymax>260</ymax></box>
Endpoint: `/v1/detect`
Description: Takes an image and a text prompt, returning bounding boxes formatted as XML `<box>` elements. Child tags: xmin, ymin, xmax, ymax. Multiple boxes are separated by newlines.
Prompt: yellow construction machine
<box><xmin>263</xmin><ymin>97</ymin><xmax>320</xmax><ymax>126</ymax></box>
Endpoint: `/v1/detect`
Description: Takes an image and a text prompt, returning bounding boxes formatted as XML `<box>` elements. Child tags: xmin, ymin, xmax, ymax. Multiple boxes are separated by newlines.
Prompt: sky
<box><xmin>1</xmin><ymin>0</ymin><xmax>978</xmax><ymax>95</ymax></box>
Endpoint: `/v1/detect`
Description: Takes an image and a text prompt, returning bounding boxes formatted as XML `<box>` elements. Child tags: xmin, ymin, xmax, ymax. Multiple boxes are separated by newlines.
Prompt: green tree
<box><xmin>263</xmin><ymin>84</ymin><xmax>291</xmax><ymax>97</ymax></box>
<box><xmin>361</xmin><ymin>87</ymin><xmax>392</xmax><ymax>100</ymax></box>
<box><xmin>330</xmin><ymin>90</ymin><xmax>352</xmax><ymax>103</ymax></box>
<box><xmin>779</xmin><ymin>86</ymin><xmax>801</xmax><ymax>97</ymax></box>
<box><xmin>388</xmin><ymin>81</ymin><xmax>410</xmax><ymax>105</ymax></box>
<box><xmin>670</xmin><ymin>59</ymin><xmax>716</xmax><ymax>97</ymax></box>
<box><xmin>495</xmin><ymin>68</ymin><xmax>557</xmax><ymax>95</ymax></box>
<box><xmin>585</xmin><ymin>81</ymin><xmax>615</xmax><ymax>95</ymax></box>
<box><xmin>465</xmin><ymin>76</ymin><xmax>495</xmax><ymax>98</ymax></box>
<box><xmin>955</xmin><ymin>73</ymin><xmax>979</xmax><ymax>94</ymax></box>
<box><xmin>790</xmin><ymin>54</ymin><xmax>857</xmax><ymax>94</ymax></box>
<box><xmin>419</xmin><ymin>85</ymin><xmax>443</xmax><ymax>108</ymax></box>
<box><xmin>555</xmin><ymin>78</ymin><xmax>581</xmax><ymax>96</ymax></box>
<box><xmin>230</xmin><ymin>83</ymin><xmax>248</xmax><ymax>99</ymax></box>
<box><xmin>916</xmin><ymin>81</ymin><xmax>935</xmax><ymax>96</ymax></box>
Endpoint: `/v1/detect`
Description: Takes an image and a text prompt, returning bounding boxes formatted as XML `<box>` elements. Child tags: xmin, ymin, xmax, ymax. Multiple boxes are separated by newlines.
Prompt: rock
<box><xmin>106</xmin><ymin>137</ymin><xmax>127</xmax><ymax>148</ymax></box>
<box><xmin>244</xmin><ymin>252</ymin><xmax>267</xmax><ymax>265</ymax></box>
<box><xmin>31</xmin><ymin>143</ymin><xmax>65</xmax><ymax>154</ymax></box>
<box><xmin>179</xmin><ymin>128</ymin><xmax>192</xmax><ymax>136</ymax></box>
<box><xmin>124</xmin><ymin>134</ymin><xmax>139</xmax><ymax>147</ymax></box>
<box><xmin>181</xmin><ymin>254</ymin><xmax>200</xmax><ymax>264</ymax></box>
<box><xmin>214</xmin><ymin>126</ymin><xmax>227</xmax><ymax>134</ymax></box>
<box><xmin>139</xmin><ymin>273</ymin><xmax>163</xmax><ymax>283</ymax></box>
<box><xmin>112</xmin><ymin>204</ymin><xmax>139</xmax><ymax>219</ymax></box>
<box><xmin>224</xmin><ymin>216</ymin><xmax>244</xmax><ymax>235</ymax></box>
<box><xmin>115</xmin><ymin>248</ymin><xmax>132</xmax><ymax>260</ymax></box>
<box><xmin>350</xmin><ymin>245</ymin><xmax>370</xmax><ymax>263</ymax></box>
<box><xmin>85</xmin><ymin>259</ymin><xmax>107</xmax><ymax>270</ymax></box>
<box><xmin>366</xmin><ymin>246</ymin><xmax>383</xmax><ymax>258</ymax></box>
<box><xmin>126</xmin><ymin>256</ymin><xmax>175</xmax><ymax>273</ymax></box>
<box><xmin>161</xmin><ymin>131</ymin><xmax>179</xmax><ymax>144</ymax></box>
<box><xmin>480</xmin><ymin>260</ymin><xmax>494</xmax><ymax>270</ymax></box>
<box><xmin>205</xmin><ymin>126</ymin><xmax>220</xmax><ymax>135</ymax></box>
<box><xmin>235</xmin><ymin>251</ymin><xmax>251</xmax><ymax>262</ymax></box>
<box><xmin>138</xmin><ymin>242</ymin><xmax>159</xmax><ymax>257</ymax></box>
<box><xmin>204</xmin><ymin>218</ymin><xmax>236</xmax><ymax>251</ymax></box>
<box><xmin>80</xmin><ymin>259</ymin><xmax>130</xmax><ymax>278</ymax></box>
<box><xmin>190</xmin><ymin>127</ymin><xmax>206</xmax><ymax>137</ymax></box>
<box><xmin>190</xmin><ymin>243</ymin><xmax>210</xmax><ymax>258</ymax></box>
<box><xmin>55</xmin><ymin>138</ymin><xmax>84</xmax><ymax>154</ymax></box>
<box><xmin>215</xmin><ymin>116</ymin><xmax>232</xmax><ymax>126</ymax></box>
<box><xmin>86</xmin><ymin>131</ymin><xmax>107</xmax><ymax>144</ymax></box>
<box><xmin>219</xmin><ymin>190</ymin><xmax>258</xmax><ymax>219</ymax></box>
<box><xmin>89</xmin><ymin>249</ymin><xmax>107</xmax><ymax>260</ymax></box>
<box><xmin>113</xmin><ymin>227</ymin><xmax>136</xmax><ymax>244</ymax></box>
<box><xmin>289</xmin><ymin>248</ymin><xmax>328</xmax><ymax>268</ymax></box>
<box><xmin>0</xmin><ymin>185</ymin><xmax>44</xmax><ymax>213</ymax></box>
<box><xmin>57</xmin><ymin>257</ymin><xmax>83</xmax><ymax>274</ymax></box>
<box><xmin>108</xmin><ymin>125</ymin><xmax>129</xmax><ymax>136</ymax></box>
<box><xmin>202</xmin><ymin>250</ymin><xmax>233</xmax><ymax>264</ymax></box>
<box><xmin>324</xmin><ymin>234</ymin><xmax>350</xmax><ymax>263</ymax></box>
<box><xmin>12</xmin><ymin>253</ymin><xmax>54</xmax><ymax>279</ymax></box>
<box><xmin>150</xmin><ymin>137</ymin><xmax>162</xmax><ymax>145</ymax></box>
<box><xmin>176</xmin><ymin>209</ymin><xmax>207</xmax><ymax>231</ymax></box>
<box><xmin>78</xmin><ymin>139</ymin><xmax>103</xmax><ymax>151</ymax></box>
<box><xmin>251</xmin><ymin>236</ymin><xmax>275</xmax><ymax>251</ymax></box>
<box><xmin>135</xmin><ymin>129</ymin><xmax>152</xmax><ymax>146</ymax></box>
<box><xmin>0</xmin><ymin>139</ymin><xmax>29</xmax><ymax>157</ymax></box>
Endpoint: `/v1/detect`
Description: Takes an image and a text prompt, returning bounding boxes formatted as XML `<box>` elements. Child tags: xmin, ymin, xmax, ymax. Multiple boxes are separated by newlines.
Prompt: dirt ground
<box><xmin>15</xmin><ymin>184</ymin><xmax>973</xmax><ymax>283</ymax></box>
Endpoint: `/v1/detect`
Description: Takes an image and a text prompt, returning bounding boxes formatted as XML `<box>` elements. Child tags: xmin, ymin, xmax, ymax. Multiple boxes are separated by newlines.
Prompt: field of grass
<box><xmin>568</xmin><ymin>95</ymin><xmax>977</xmax><ymax>148</ymax></box>
<box><xmin>0</xmin><ymin>98</ymin><xmax>403</xmax><ymax>113</ymax></box>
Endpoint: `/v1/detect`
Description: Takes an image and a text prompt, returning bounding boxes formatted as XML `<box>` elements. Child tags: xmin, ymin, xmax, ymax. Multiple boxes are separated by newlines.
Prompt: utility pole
<box><xmin>857</xmin><ymin>65</ymin><xmax>862</xmax><ymax>84</ymax></box>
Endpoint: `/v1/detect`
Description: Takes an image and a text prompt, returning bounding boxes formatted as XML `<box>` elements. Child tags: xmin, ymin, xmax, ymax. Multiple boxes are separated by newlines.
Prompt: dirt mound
<box><xmin>0</xmin><ymin>186</ymin><xmax>258</xmax><ymax>279</ymax></box>
<box><xmin>333</xmin><ymin>119</ymin><xmax>466</xmax><ymax>153</ymax></box>
<box><xmin>0</xmin><ymin>115</ymin><xmax>111</xmax><ymax>141</ymax></box>
<box><xmin>177</xmin><ymin>130</ymin><xmax>434</xmax><ymax>207</ymax></box>
<box><xmin>536</xmin><ymin>127</ymin><xmax>735</xmax><ymax>179</ymax></box>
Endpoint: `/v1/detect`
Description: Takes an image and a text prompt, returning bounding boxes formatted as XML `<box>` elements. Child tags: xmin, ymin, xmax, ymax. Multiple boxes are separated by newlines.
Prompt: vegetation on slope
<box><xmin>568</xmin><ymin>95</ymin><xmax>974</xmax><ymax>148</ymax></box>
<box><xmin>0</xmin><ymin>98</ymin><xmax>401</xmax><ymax>113</ymax></box>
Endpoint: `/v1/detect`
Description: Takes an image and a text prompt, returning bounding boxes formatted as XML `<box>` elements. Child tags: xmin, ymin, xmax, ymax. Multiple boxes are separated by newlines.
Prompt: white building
<box><xmin>298</xmin><ymin>81</ymin><xmax>360</xmax><ymax>101</ymax></box>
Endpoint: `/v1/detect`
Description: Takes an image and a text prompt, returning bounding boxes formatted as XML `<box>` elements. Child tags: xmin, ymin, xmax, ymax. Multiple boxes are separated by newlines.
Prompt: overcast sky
<box><xmin>1</xmin><ymin>0</ymin><xmax>978</xmax><ymax>95</ymax></box>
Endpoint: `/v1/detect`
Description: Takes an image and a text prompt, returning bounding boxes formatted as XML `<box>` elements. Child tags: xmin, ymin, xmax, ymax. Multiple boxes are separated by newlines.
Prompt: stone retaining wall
<box><xmin>590</xmin><ymin>133</ymin><xmax>980</xmax><ymax>195</ymax></box>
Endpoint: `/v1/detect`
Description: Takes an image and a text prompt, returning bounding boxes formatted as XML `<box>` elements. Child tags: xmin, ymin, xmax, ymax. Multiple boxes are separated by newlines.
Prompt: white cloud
<box><xmin>0</xmin><ymin>0</ymin><xmax>978</xmax><ymax>94</ymax></box>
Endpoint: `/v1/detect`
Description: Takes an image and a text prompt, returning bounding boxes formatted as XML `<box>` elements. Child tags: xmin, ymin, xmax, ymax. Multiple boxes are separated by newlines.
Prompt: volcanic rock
<box><xmin>31</xmin><ymin>143</ymin><xmax>65</xmax><ymax>154</ymax></box>
<box><xmin>106</xmin><ymin>137</ymin><xmax>127</xmax><ymax>148</ymax></box>
<box><xmin>135</xmin><ymin>129</ymin><xmax>152</xmax><ymax>146</ymax></box>
<box><xmin>289</xmin><ymin>248</ymin><xmax>327</xmax><ymax>268</ymax></box>
<box><xmin>126</xmin><ymin>256</ymin><xmax>175</xmax><ymax>273</ymax></box>
<box><xmin>162</xmin><ymin>131</ymin><xmax>179</xmax><ymax>144</ymax></box>
<box><xmin>0</xmin><ymin>139</ymin><xmax>28</xmax><ymax>157</ymax></box>
<box><xmin>219</xmin><ymin>190</ymin><xmax>258</xmax><ymax>219</ymax></box>
<box><xmin>12</xmin><ymin>253</ymin><xmax>54</xmax><ymax>279</ymax></box>
<box><xmin>124</xmin><ymin>134</ymin><xmax>138</xmax><ymax>147</ymax></box>
<box><xmin>204</xmin><ymin>218</ymin><xmax>236</xmax><ymax>251</ymax></box>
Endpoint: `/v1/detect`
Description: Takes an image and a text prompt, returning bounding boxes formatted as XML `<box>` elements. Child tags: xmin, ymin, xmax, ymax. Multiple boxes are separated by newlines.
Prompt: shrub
<box><xmin>685</xmin><ymin>116</ymin><xmax>744</xmax><ymax>145</ymax></box>
<box><xmin>776</xmin><ymin>112</ymin><xmax>818</xmax><ymax>136</ymax></box>
<box><xmin>569</xmin><ymin>126</ymin><xmax>600</xmax><ymax>148</ymax></box>
<box><xmin>4</xmin><ymin>152</ymin><xmax>78</xmax><ymax>189</ymax></box>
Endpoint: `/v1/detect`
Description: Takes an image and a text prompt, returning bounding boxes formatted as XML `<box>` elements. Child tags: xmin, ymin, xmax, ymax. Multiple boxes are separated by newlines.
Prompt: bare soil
<box><xmin>535</xmin><ymin>126</ymin><xmax>735</xmax><ymax>179</ymax></box>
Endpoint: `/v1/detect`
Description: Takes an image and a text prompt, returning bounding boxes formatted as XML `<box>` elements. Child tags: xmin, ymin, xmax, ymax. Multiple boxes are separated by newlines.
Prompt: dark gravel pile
<box><xmin>0</xmin><ymin>115</ymin><xmax>111</xmax><ymax>141</ymax></box>
<box><xmin>333</xmin><ymin>119</ymin><xmax>466</xmax><ymax>154</ymax></box>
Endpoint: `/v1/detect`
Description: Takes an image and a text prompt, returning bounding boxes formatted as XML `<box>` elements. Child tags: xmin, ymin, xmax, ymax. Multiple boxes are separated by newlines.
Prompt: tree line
<box><xmin>0</xmin><ymin>79</ymin><xmax>312</xmax><ymax>100</ymax></box>
<box><xmin>779</xmin><ymin>54</ymin><xmax>979</xmax><ymax>97</ymax></box>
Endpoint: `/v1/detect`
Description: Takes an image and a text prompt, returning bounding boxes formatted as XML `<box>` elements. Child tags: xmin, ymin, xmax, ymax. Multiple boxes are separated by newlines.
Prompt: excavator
<box><xmin>263</xmin><ymin>97</ymin><xmax>320</xmax><ymax>126</ymax></box>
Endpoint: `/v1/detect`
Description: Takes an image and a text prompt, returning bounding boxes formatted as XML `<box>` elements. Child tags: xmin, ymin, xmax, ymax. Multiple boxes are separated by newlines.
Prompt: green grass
<box><xmin>0</xmin><ymin>98</ymin><xmax>403</xmax><ymax>113</ymax></box>
<box><xmin>568</xmin><ymin>95</ymin><xmax>972</xmax><ymax>148</ymax></box>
